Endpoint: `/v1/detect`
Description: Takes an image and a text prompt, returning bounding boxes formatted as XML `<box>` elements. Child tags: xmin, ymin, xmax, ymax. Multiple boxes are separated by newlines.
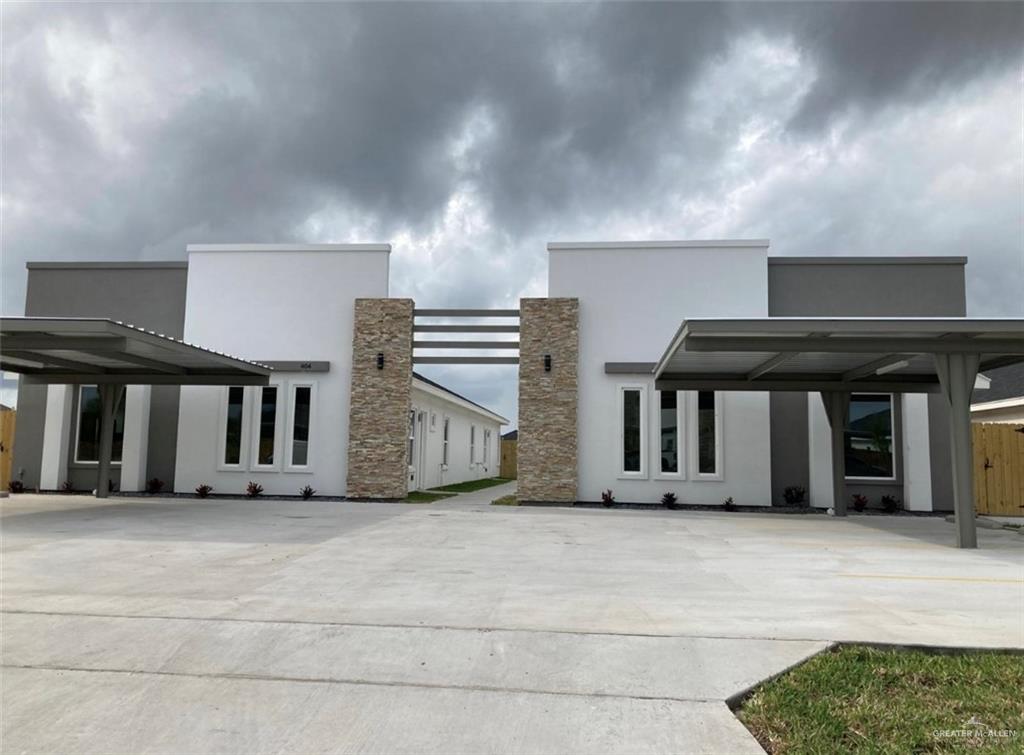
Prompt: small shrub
<box><xmin>783</xmin><ymin>486</ymin><xmax>807</xmax><ymax>506</ymax></box>
<box><xmin>195</xmin><ymin>484</ymin><xmax>213</xmax><ymax>499</ymax></box>
<box><xmin>245</xmin><ymin>481</ymin><xmax>264</xmax><ymax>499</ymax></box>
<box><xmin>145</xmin><ymin>477</ymin><xmax>165</xmax><ymax>495</ymax></box>
<box><xmin>722</xmin><ymin>496</ymin><xmax>736</xmax><ymax>512</ymax></box>
<box><xmin>661</xmin><ymin>491</ymin><xmax>679</xmax><ymax>509</ymax></box>
<box><xmin>491</xmin><ymin>494</ymin><xmax>518</xmax><ymax>506</ymax></box>
<box><xmin>881</xmin><ymin>494</ymin><xmax>901</xmax><ymax>513</ymax></box>
<box><xmin>852</xmin><ymin>493</ymin><xmax>868</xmax><ymax>512</ymax></box>
<box><xmin>8</xmin><ymin>480</ymin><xmax>25</xmax><ymax>494</ymax></box>
<box><xmin>300</xmin><ymin>485</ymin><xmax>316</xmax><ymax>500</ymax></box>
<box><xmin>601</xmin><ymin>489</ymin><xmax>615</xmax><ymax>507</ymax></box>
<box><xmin>60</xmin><ymin>480</ymin><xmax>74</xmax><ymax>494</ymax></box>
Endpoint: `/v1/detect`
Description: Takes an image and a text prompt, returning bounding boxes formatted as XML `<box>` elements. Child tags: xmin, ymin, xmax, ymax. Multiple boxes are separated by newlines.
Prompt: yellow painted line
<box><xmin>838</xmin><ymin>573</ymin><xmax>1023</xmax><ymax>585</ymax></box>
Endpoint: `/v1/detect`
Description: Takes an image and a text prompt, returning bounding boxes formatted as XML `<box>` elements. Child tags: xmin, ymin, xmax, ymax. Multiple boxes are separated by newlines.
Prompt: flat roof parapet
<box><xmin>186</xmin><ymin>243</ymin><xmax>391</xmax><ymax>254</ymax></box>
<box><xmin>547</xmin><ymin>240</ymin><xmax>770</xmax><ymax>251</ymax></box>
<box><xmin>768</xmin><ymin>256</ymin><xmax>967</xmax><ymax>266</ymax></box>
<box><xmin>26</xmin><ymin>261</ymin><xmax>189</xmax><ymax>269</ymax></box>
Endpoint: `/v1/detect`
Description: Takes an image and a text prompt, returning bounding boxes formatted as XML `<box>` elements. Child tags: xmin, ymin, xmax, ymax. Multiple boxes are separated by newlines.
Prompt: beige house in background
<box><xmin>972</xmin><ymin>363</ymin><xmax>1024</xmax><ymax>424</ymax></box>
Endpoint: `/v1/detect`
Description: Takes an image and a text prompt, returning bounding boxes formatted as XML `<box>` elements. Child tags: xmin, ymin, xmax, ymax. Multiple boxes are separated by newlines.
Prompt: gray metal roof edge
<box><xmin>768</xmin><ymin>256</ymin><xmax>967</xmax><ymax>266</ymax></box>
<box><xmin>26</xmin><ymin>261</ymin><xmax>188</xmax><ymax>270</ymax></box>
<box><xmin>678</xmin><ymin>317</ymin><xmax>1024</xmax><ymax>333</ymax></box>
<box><xmin>547</xmin><ymin>239</ymin><xmax>770</xmax><ymax>251</ymax></box>
<box><xmin>186</xmin><ymin>243</ymin><xmax>391</xmax><ymax>253</ymax></box>
<box><xmin>412</xmin><ymin>371</ymin><xmax>510</xmax><ymax>425</ymax></box>
<box><xmin>0</xmin><ymin>316</ymin><xmax>272</xmax><ymax>373</ymax></box>
<box><xmin>652</xmin><ymin>316</ymin><xmax>1024</xmax><ymax>381</ymax></box>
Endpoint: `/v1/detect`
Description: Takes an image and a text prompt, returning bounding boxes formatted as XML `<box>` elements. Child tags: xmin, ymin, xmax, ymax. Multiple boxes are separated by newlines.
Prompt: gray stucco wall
<box><xmin>12</xmin><ymin>263</ymin><xmax>188</xmax><ymax>491</ymax></box>
<box><xmin>768</xmin><ymin>392</ymin><xmax>809</xmax><ymax>502</ymax></box>
<box><xmin>767</xmin><ymin>257</ymin><xmax>967</xmax><ymax>510</ymax></box>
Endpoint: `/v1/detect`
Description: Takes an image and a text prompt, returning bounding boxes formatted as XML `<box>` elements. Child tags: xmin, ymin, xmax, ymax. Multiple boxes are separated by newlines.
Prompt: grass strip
<box><xmin>430</xmin><ymin>477</ymin><xmax>512</xmax><ymax>494</ymax></box>
<box><xmin>737</xmin><ymin>644</ymin><xmax>1024</xmax><ymax>754</ymax></box>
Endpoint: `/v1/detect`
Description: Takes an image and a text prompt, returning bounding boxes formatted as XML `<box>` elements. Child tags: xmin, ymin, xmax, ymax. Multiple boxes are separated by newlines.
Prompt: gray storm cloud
<box><xmin>2</xmin><ymin>2</ymin><xmax>1022</xmax><ymax>418</ymax></box>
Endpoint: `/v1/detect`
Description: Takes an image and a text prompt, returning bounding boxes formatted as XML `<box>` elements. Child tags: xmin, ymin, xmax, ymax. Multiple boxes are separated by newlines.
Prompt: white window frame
<box><xmin>442</xmin><ymin>416</ymin><xmax>450</xmax><ymax>467</ymax></box>
<box><xmin>617</xmin><ymin>384</ymin><xmax>648</xmax><ymax>479</ymax></box>
<box><xmin>469</xmin><ymin>424</ymin><xmax>477</xmax><ymax>466</ymax></box>
<box><xmin>845</xmin><ymin>392</ymin><xmax>897</xmax><ymax>482</ymax></box>
<box><xmin>284</xmin><ymin>381</ymin><xmax>317</xmax><ymax>473</ymax></box>
<box><xmin>217</xmin><ymin>385</ymin><xmax>250</xmax><ymax>472</ymax></box>
<box><xmin>689</xmin><ymin>390</ymin><xmax>724</xmax><ymax>481</ymax></box>
<box><xmin>483</xmin><ymin>428</ymin><xmax>491</xmax><ymax>468</ymax></box>
<box><xmin>654</xmin><ymin>389</ymin><xmax>686</xmax><ymax>480</ymax></box>
<box><xmin>250</xmin><ymin>383</ymin><xmax>284</xmax><ymax>471</ymax></box>
<box><xmin>73</xmin><ymin>384</ymin><xmax>124</xmax><ymax>466</ymax></box>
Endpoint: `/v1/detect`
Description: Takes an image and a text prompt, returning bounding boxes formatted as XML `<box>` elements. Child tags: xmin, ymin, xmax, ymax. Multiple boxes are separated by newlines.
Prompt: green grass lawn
<box><xmin>737</xmin><ymin>645</ymin><xmax>1024</xmax><ymax>754</ymax></box>
<box><xmin>429</xmin><ymin>477</ymin><xmax>511</xmax><ymax>494</ymax></box>
<box><xmin>491</xmin><ymin>494</ymin><xmax>518</xmax><ymax>506</ymax></box>
<box><xmin>402</xmin><ymin>491</ymin><xmax>456</xmax><ymax>503</ymax></box>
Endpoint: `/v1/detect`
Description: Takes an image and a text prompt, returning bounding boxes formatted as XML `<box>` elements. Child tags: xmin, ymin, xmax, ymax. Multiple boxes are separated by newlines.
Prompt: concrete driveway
<box><xmin>2</xmin><ymin>492</ymin><xmax>1021</xmax><ymax>754</ymax></box>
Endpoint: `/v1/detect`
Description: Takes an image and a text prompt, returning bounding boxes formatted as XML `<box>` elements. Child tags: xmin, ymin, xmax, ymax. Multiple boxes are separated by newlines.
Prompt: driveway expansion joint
<box><xmin>0</xmin><ymin>609</ymin><xmax>834</xmax><ymax>644</ymax></box>
<box><xmin>2</xmin><ymin>663</ymin><xmax>724</xmax><ymax>705</ymax></box>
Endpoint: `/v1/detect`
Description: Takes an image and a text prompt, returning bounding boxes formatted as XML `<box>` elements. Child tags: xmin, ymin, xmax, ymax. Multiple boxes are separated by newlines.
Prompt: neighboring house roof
<box><xmin>0</xmin><ymin>403</ymin><xmax>13</xmax><ymax>412</ymax></box>
<box><xmin>502</xmin><ymin>429</ymin><xmax>518</xmax><ymax>440</ymax></box>
<box><xmin>412</xmin><ymin>372</ymin><xmax>509</xmax><ymax>425</ymax></box>
<box><xmin>973</xmin><ymin>362</ymin><xmax>1024</xmax><ymax>405</ymax></box>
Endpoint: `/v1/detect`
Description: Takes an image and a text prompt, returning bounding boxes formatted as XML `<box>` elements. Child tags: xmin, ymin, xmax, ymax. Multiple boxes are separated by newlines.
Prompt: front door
<box><xmin>407</xmin><ymin>409</ymin><xmax>419</xmax><ymax>491</ymax></box>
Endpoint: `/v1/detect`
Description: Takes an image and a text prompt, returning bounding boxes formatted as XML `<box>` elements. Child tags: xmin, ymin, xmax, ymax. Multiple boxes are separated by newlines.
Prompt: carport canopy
<box><xmin>628</xmin><ymin>317</ymin><xmax>1024</xmax><ymax>549</ymax></box>
<box><xmin>0</xmin><ymin>317</ymin><xmax>271</xmax><ymax>498</ymax></box>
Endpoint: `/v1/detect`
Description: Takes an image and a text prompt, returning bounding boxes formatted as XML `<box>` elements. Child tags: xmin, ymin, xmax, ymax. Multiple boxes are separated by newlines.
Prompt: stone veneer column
<box><xmin>346</xmin><ymin>298</ymin><xmax>413</xmax><ymax>499</ymax></box>
<box><xmin>518</xmin><ymin>298</ymin><xmax>579</xmax><ymax>503</ymax></box>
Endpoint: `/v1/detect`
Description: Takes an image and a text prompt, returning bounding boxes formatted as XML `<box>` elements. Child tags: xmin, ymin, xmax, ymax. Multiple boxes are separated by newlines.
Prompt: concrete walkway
<box><xmin>2</xmin><ymin>493</ymin><xmax>1021</xmax><ymax>754</ymax></box>
<box><xmin>433</xmin><ymin>478</ymin><xmax>517</xmax><ymax>507</ymax></box>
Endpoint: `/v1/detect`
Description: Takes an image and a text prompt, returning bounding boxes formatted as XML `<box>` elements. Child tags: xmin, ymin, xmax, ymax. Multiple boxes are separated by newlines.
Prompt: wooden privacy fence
<box><xmin>0</xmin><ymin>408</ymin><xmax>15</xmax><ymax>491</ymax></box>
<box><xmin>973</xmin><ymin>423</ymin><xmax>1024</xmax><ymax>516</ymax></box>
<box><xmin>500</xmin><ymin>439</ymin><xmax>518</xmax><ymax>479</ymax></box>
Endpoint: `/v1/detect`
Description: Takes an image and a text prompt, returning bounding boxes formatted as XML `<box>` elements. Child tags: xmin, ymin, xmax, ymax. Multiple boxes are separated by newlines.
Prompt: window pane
<box><xmin>845</xmin><ymin>395</ymin><xmax>894</xmax><ymax>478</ymax></box>
<box><xmin>442</xmin><ymin>418</ymin><xmax>449</xmax><ymax>465</ymax></box>
<box><xmin>224</xmin><ymin>387</ymin><xmax>244</xmax><ymax>465</ymax></box>
<box><xmin>257</xmin><ymin>386</ymin><xmax>277</xmax><ymax>465</ymax></box>
<box><xmin>698</xmin><ymin>391</ymin><xmax>716</xmax><ymax>475</ymax></box>
<box><xmin>660</xmin><ymin>391</ymin><xmax>678</xmax><ymax>474</ymax></box>
<box><xmin>291</xmin><ymin>386</ymin><xmax>311</xmax><ymax>466</ymax></box>
<box><xmin>77</xmin><ymin>386</ymin><xmax>125</xmax><ymax>462</ymax></box>
<box><xmin>623</xmin><ymin>389</ymin><xmax>641</xmax><ymax>472</ymax></box>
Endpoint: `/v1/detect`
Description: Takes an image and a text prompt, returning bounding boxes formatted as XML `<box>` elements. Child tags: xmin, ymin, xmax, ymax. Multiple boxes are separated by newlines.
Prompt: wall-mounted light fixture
<box><xmin>544</xmin><ymin>354</ymin><xmax>552</xmax><ymax>372</ymax></box>
<box><xmin>376</xmin><ymin>352</ymin><xmax>385</xmax><ymax>370</ymax></box>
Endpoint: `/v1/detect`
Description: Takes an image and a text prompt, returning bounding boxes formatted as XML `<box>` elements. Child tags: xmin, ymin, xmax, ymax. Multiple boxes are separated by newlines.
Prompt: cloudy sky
<box><xmin>2</xmin><ymin>2</ymin><xmax>1022</xmax><ymax>418</ymax></box>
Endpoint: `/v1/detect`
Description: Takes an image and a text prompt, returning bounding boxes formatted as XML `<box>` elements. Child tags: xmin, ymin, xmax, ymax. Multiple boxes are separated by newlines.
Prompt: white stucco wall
<box><xmin>173</xmin><ymin>245</ymin><xmax>390</xmax><ymax>496</ymax></box>
<box><xmin>807</xmin><ymin>394</ymin><xmax>834</xmax><ymax>509</ymax></box>
<box><xmin>119</xmin><ymin>386</ymin><xmax>151</xmax><ymax>493</ymax></box>
<box><xmin>39</xmin><ymin>384</ymin><xmax>73</xmax><ymax>491</ymax></box>
<box><xmin>902</xmin><ymin>393</ymin><xmax>933</xmax><ymax>511</ymax></box>
<box><xmin>548</xmin><ymin>241</ymin><xmax>772</xmax><ymax>505</ymax></box>
<box><xmin>410</xmin><ymin>380</ymin><xmax>504</xmax><ymax>490</ymax></box>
